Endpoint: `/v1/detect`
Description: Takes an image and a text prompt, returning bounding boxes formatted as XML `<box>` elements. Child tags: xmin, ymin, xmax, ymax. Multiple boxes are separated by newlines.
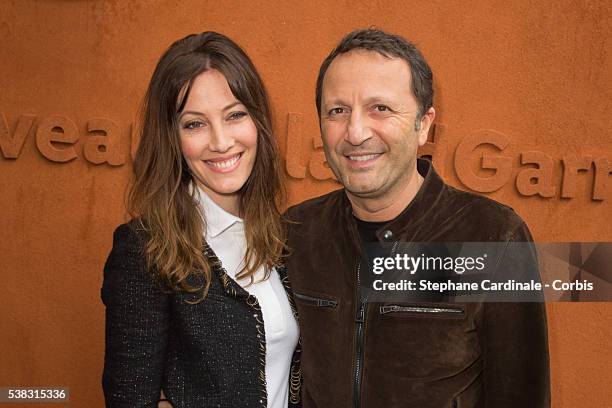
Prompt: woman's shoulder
<box><xmin>115</xmin><ymin>217</ymin><xmax>147</xmax><ymax>236</ymax></box>
<box><xmin>102</xmin><ymin>219</ymin><xmax>165</xmax><ymax>302</ymax></box>
<box><xmin>105</xmin><ymin>218</ymin><xmax>151</xmax><ymax>274</ymax></box>
<box><xmin>110</xmin><ymin>218</ymin><xmax>149</xmax><ymax>249</ymax></box>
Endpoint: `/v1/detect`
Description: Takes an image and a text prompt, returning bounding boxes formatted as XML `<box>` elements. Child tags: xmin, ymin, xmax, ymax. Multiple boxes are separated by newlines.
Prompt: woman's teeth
<box><xmin>207</xmin><ymin>153</ymin><xmax>241</xmax><ymax>169</ymax></box>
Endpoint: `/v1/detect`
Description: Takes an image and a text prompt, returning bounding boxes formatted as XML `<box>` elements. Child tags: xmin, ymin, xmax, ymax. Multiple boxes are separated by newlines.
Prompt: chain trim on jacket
<box><xmin>203</xmin><ymin>243</ymin><xmax>268</xmax><ymax>408</ymax></box>
<box><xmin>279</xmin><ymin>265</ymin><xmax>302</xmax><ymax>405</ymax></box>
<box><xmin>250</xmin><ymin>295</ymin><xmax>268</xmax><ymax>408</ymax></box>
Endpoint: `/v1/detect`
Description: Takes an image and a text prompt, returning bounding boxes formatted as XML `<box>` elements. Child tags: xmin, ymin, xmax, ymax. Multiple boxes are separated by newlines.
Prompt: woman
<box><xmin>101</xmin><ymin>32</ymin><xmax>301</xmax><ymax>408</ymax></box>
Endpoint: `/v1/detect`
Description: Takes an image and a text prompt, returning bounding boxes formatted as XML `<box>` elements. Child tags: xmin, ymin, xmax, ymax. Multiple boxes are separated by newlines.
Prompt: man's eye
<box><xmin>374</xmin><ymin>105</ymin><xmax>390</xmax><ymax>112</ymax></box>
<box><xmin>228</xmin><ymin>111</ymin><xmax>248</xmax><ymax>120</ymax></box>
<box><xmin>184</xmin><ymin>121</ymin><xmax>205</xmax><ymax>129</ymax></box>
<box><xmin>328</xmin><ymin>107</ymin><xmax>345</xmax><ymax>116</ymax></box>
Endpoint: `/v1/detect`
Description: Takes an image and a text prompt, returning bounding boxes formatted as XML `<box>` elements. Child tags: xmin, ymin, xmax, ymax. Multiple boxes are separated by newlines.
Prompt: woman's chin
<box><xmin>205</xmin><ymin>182</ymin><xmax>245</xmax><ymax>197</ymax></box>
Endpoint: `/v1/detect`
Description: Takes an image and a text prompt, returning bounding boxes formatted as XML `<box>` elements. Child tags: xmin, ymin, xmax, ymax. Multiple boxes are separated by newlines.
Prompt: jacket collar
<box><xmin>340</xmin><ymin>158</ymin><xmax>446</xmax><ymax>243</ymax></box>
<box><xmin>204</xmin><ymin>245</ymin><xmax>299</xmax><ymax>322</ymax></box>
<box><xmin>194</xmin><ymin>184</ymin><xmax>243</xmax><ymax>238</ymax></box>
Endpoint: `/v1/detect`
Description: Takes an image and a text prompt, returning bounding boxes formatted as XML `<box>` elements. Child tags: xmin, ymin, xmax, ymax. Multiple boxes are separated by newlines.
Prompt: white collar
<box><xmin>194</xmin><ymin>183</ymin><xmax>243</xmax><ymax>238</ymax></box>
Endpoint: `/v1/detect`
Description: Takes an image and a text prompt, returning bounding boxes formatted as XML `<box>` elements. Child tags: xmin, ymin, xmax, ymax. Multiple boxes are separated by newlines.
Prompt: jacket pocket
<box><xmin>294</xmin><ymin>292</ymin><xmax>338</xmax><ymax>308</ymax></box>
<box><xmin>379</xmin><ymin>304</ymin><xmax>465</xmax><ymax>318</ymax></box>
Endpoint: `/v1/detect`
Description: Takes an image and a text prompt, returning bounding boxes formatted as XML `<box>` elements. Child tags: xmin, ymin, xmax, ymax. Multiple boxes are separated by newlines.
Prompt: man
<box><xmin>285</xmin><ymin>29</ymin><xmax>550</xmax><ymax>407</ymax></box>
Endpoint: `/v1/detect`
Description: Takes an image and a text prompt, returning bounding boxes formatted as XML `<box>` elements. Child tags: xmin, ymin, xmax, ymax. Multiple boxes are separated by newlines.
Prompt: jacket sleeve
<box><xmin>101</xmin><ymin>223</ymin><xmax>169</xmax><ymax>408</ymax></box>
<box><xmin>483</xmin><ymin>219</ymin><xmax>551</xmax><ymax>407</ymax></box>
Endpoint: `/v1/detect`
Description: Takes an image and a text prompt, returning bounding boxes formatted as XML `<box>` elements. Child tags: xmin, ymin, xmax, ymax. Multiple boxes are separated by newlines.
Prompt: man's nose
<box><xmin>346</xmin><ymin>110</ymin><xmax>371</xmax><ymax>146</ymax></box>
<box><xmin>208</xmin><ymin>125</ymin><xmax>234</xmax><ymax>153</ymax></box>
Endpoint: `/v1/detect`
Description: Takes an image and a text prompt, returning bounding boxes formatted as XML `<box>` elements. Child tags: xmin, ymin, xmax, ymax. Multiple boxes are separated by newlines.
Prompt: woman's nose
<box><xmin>208</xmin><ymin>125</ymin><xmax>234</xmax><ymax>153</ymax></box>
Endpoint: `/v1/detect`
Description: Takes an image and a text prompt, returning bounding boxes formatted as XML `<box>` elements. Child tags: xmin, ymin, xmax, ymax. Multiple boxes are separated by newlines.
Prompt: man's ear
<box><xmin>417</xmin><ymin>107</ymin><xmax>436</xmax><ymax>146</ymax></box>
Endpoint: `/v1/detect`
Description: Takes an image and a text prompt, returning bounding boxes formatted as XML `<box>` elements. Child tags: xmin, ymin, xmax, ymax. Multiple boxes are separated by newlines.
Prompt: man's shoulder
<box><xmin>444</xmin><ymin>183</ymin><xmax>517</xmax><ymax>216</ymax></box>
<box><xmin>440</xmin><ymin>183</ymin><xmax>530</xmax><ymax>240</ymax></box>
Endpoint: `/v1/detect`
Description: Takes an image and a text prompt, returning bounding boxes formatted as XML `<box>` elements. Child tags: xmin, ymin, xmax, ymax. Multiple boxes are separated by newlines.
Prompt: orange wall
<box><xmin>1</xmin><ymin>1</ymin><xmax>610</xmax><ymax>407</ymax></box>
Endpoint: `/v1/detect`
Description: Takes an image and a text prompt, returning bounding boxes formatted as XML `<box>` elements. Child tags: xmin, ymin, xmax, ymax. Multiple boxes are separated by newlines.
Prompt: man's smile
<box><xmin>344</xmin><ymin>152</ymin><xmax>383</xmax><ymax>167</ymax></box>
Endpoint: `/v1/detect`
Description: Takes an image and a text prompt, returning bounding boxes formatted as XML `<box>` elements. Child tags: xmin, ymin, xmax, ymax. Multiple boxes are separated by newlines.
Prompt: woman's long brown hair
<box><xmin>127</xmin><ymin>32</ymin><xmax>285</xmax><ymax>301</ymax></box>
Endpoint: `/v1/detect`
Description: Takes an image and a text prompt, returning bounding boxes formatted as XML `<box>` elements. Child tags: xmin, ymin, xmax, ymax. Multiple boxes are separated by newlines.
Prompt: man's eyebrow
<box><xmin>323</xmin><ymin>96</ymin><xmax>395</xmax><ymax>108</ymax></box>
<box><xmin>363</xmin><ymin>96</ymin><xmax>394</xmax><ymax>105</ymax></box>
<box><xmin>323</xmin><ymin>98</ymin><xmax>349</xmax><ymax>108</ymax></box>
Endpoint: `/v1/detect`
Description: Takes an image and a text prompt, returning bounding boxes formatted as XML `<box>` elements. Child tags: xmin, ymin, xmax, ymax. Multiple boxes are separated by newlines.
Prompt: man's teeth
<box><xmin>348</xmin><ymin>154</ymin><xmax>379</xmax><ymax>161</ymax></box>
<box><xmin>208</xmin><ymin>154</ymin><xmax>240</xmax><ymax>169</ymax></box>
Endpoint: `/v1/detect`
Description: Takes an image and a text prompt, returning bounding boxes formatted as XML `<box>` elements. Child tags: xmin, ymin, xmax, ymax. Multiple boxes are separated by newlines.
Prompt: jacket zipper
<box><xmin>379</xmin><ymin>305</ymin><xmax>465</xmax><ymax>315</ymax></box>
<box><xmin>293</xmin><ymin>292</ymin><xmax>338</xmax><ymax>307</ymax></box>
<box><xmin>352</xmin><ymin>235</ymin><xmax>402</xmax><ymax>406</ymax></box>
<box><xmin>353</xmin><ymin>262</ymin><xmax>366</xmax><ymax>408</ymax></box>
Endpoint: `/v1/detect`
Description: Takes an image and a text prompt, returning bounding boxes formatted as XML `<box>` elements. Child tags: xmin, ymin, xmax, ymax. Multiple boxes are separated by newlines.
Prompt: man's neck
<box><xmin>348</xmin><ymin>168</ymin><xmax>423</xmax><ymax>223</ymax></box>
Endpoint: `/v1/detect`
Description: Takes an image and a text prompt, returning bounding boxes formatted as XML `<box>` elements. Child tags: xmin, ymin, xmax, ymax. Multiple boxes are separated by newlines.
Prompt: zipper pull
<box><xmin>318</xmin><ymin>299</ymin><xmax>337</xmax><ymax>307</ymax></box>
<box><xmin>355</xmin><ymin>303</ymin><xmax>366</xmax><ymax>323</ymax></box>
<box><xmin>379</xmin><ymin>305</ymin><xmax>399</xmax><ymax>314</ymax></box>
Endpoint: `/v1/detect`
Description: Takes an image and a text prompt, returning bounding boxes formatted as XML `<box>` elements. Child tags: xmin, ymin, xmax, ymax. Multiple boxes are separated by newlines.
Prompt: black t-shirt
<box><xmin>354</xmin><ymin>216</ymin><xmax>391</xmax><ymax>282</ymax></box>
<box><xmin>354</xmin><ymin>216</ymin><xmax>388</xmax><ymax>243</ymax></box>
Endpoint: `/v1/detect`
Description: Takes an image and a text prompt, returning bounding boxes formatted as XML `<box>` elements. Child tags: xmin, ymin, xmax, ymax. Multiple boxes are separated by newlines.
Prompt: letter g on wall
<box><xmin>454</xmin><ymin>129</ymin><xmax>512</xmax><ymax>193</ymax></box>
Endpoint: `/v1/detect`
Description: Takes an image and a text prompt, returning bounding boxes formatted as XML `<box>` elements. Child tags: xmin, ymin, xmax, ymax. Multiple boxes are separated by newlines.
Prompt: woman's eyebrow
<box><xmin>178</xmin><ymin>101</ymin><xmax>244</xmax><ymax>120</ymax></box>
<box><xmin>178</xmin><ymin>110</ymin><xmax>204</xmax><ymax>120</ymax></box>
<box><xmin>222</xmin><ymin>101</ymin><xmax>243</xmax><ymax>111</ymax></box>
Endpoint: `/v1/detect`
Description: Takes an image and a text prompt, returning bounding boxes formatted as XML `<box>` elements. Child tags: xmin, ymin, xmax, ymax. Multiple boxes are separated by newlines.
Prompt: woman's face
<box><xmin>178</xmin><ymin>69</ymin><xmax>257</xmax><ymax>215</ymax></box>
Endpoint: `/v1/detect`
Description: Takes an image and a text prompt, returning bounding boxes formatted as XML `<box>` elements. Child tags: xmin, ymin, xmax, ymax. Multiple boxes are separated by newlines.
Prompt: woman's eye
<box><xmin>328</xmin><ymin>107</ymin><xmax>345</xmax><ymax>116</ymax></box>
<box><xmin>228</xmin><ymin>111</ymin><xmax>247</xmax><ymax>120</ymax></box>
<box><xmin>184</xmin><ymin>121</ymin><xmax>205</xmax><ymax>130</ymax></box>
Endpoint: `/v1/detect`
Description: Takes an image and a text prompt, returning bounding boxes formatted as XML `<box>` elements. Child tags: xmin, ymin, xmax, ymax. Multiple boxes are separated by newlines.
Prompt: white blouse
<box><xmin>195</xmin><ymin>186</ymin><xmax>299</xmax><ymax>408</ymax></box>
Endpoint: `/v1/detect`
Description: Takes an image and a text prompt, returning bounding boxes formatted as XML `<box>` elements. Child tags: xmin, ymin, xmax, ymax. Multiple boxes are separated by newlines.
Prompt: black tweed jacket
<box><xmin>101</xmin><ymin>221</ymin><xmax>302</xmax><ymax>408</ymax></box>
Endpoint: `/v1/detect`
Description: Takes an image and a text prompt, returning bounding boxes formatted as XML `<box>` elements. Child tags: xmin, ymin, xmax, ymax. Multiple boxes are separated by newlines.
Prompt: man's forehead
<box><xmin>322</xmin><ymin>49</ymin><xmax>413</xmax><ymax>99</ymax></box>
<box><xmin>330</xmin><ymin>49</ymin><xmax>409</xmax><ymax>74</ymax></box>
<box><xmin>324</xmin><ymin>48</ymin><xmax>410</xmax><ymax>82</ymax></box>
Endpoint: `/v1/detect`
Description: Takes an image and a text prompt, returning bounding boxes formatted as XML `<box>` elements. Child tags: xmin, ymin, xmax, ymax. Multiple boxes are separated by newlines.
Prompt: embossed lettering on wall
<box><xmin>1</xmin><ymin>113</ymin><xmax>609</xmax><ymax>201</ymax></box>
<box><xmin>0</xmin><ymin>113</ymin><xmax>127</xmax><ymax>165</ymax></box>
<box><xmin>453</xmin><ymin>129</ymin><xmax>610</xmax><ymax>201</ymax></box>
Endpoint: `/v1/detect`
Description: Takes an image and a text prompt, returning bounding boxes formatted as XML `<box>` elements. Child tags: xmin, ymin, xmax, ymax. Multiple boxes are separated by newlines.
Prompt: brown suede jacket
<box><xmin>285</xmin><ymin>159</ymin><xmax>550</xmax><ymax>408</ymax></box>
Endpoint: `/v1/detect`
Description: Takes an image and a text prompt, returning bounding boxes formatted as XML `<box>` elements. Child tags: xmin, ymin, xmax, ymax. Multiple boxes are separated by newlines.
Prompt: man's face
<box><xmin>320</xmin><ymin>49</ymin><xmax>434</xmax><ymax>200</ymax></box>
